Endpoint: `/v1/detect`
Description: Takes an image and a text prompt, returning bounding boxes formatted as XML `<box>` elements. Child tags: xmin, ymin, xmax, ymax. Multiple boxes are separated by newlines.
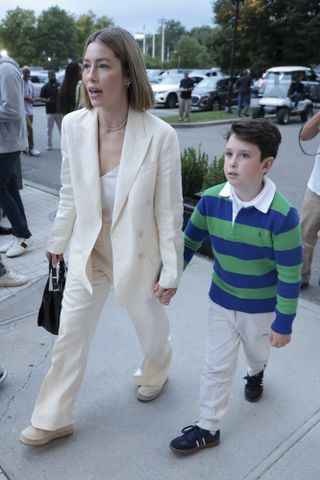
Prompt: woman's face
<box><xmin>82</xmin><ymin>41</ymin><xmax>129</xmax><ymax>109</ymax></box>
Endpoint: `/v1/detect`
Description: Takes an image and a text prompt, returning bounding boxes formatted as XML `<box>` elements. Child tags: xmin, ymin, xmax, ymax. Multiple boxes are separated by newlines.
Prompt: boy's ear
<box><xmin>262</xmin><ymin>156</ymin><xmax>274</xmax><ymax>173</ymax></box>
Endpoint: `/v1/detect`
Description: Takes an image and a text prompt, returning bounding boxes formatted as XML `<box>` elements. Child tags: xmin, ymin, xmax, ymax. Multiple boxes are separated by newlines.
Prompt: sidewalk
<box><xmin>0</xmin><ymin>185</ymin><xmax>320</xmax><ymax>480</ymax></box>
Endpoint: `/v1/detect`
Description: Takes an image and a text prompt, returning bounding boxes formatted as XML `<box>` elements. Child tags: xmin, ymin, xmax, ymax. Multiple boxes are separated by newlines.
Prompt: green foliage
<box><xmin>171</xmin><ymin>35</ymin><xmax>211</xmax><ymax>68</ymax></box>
<box><xmin>0</xmin><ymin>8</ymin><xmax>38</xmax><ymax>65</ymax></box>
<box><xmin>75</xmin><ymin>11</ymin><xmax>114</xmax><ymax>59</ymax></box>
<box><xmin>36</xmin><ymin>6</ymin><xmax>78</xmax><ymax>68</ymax></box>
<box><xmin>203</xmin><ymin>155</ymin><xmax>226</xmax><ymax>190</ymax></box>
<box><xmin>213</xmin><ymin>0</ymin><xmax>320</xmax><ymax>77</ymax></box>
<box><xmin>181</xmin><ymin>146</ymin><xmax>208</xmax><ymax>198</ymax></box>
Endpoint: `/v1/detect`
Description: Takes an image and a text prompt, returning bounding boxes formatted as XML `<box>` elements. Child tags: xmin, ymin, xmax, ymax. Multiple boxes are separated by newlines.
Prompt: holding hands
<box><xmin>153</xmin><ymin>282</ymin><xmax>177</xmax><ymax>305</ymax></box>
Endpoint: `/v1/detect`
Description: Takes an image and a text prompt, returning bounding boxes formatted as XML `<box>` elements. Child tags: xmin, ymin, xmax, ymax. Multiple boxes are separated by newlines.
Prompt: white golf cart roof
<box><xmin>266</xmin><ymin>66</ymin><xmax>311</xmax><ymax>73</ymax></box>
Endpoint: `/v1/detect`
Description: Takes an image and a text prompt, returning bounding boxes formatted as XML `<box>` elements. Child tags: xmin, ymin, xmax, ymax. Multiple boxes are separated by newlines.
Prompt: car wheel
<box><xmin>211</xmin><ymin>98</ymin><xmax>221</xmax><ymax>111</ymax></box>
<box><xmin>252</xmin><ymin>107</ymin><xmax>265</xmax><ymax>119</ymax></box>
<box><xmin>300</xmin><ymin>107</ymin><xmax>313</xmax><ymax>123</ymax></box>
<box><xmin>166</xmin><ymin>93</ymin><xmax>177</xmax><ymax>109</ymax></box>
<box><xmin>277</xmin><ymin>108</ymin><xmax>290</xmax><ymax>125</ymax></box>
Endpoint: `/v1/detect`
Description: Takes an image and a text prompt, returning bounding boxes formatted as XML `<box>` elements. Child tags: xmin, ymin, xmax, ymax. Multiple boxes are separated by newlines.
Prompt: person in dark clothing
<box><xmin>57</xmin><ymin>62</ymin><xmax>82</xmax><ymax>116</ymax></box>
<box><xmin>237</xmin><ymin>69</ymin><xmax>252</xmax><ymax>117</ymax></box>
<box><xmin>179</xmin><ymin>72</ymin><xmax>194</xmax><ymax>122</ymax></box>
<box><xmin>40</xmin><ymin>70</ymin><xmax>62</xmax><ymax>150</ymax></box>
<box><xmin>288</xmin><ymin>75</ymin><xmax>305</xmax><ymax>109</ymax></box>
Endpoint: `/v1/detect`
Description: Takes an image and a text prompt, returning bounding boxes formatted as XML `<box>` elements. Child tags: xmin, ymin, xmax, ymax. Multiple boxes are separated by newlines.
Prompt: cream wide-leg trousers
<box><xmin>198</xmin><ymin>300</ymin><xmax>275</xmax><ymax>432</ymax></box>
<box><xmin>31</xmin><ymin>222</ymin><xmax>172</xmax><ymax>430</ymax></box>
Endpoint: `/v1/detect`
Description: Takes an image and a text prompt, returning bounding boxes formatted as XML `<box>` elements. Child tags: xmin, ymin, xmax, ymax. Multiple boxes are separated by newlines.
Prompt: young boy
<box><xmin>169</xmin><ymin>118</ymin><xmax>302</xmax><ymax>455</ymax></box>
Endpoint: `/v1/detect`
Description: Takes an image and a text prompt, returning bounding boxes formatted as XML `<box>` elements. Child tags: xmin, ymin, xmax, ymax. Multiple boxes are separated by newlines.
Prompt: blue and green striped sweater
<box><xmin>184</xmin><ymin>183</ymin><xmax>302</xmax><ymax>335</ymax></box>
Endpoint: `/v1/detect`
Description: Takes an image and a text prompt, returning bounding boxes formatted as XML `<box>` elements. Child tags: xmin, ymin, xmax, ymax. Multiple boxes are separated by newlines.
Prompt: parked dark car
<box><xmin>192</xmin><ymin>76</ymin><xmax>239</xmax><ymax>111</ymax></box>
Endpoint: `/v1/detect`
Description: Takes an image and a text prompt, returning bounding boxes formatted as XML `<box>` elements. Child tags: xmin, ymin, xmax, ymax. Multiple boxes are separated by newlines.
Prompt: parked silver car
<box><xmin>29</xmin><ymin>71</ymin><xmax>48</xmax><ymax>105</ymax></box>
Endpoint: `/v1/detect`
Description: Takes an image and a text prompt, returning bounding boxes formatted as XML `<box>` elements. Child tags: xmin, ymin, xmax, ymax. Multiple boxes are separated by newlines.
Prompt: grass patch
<box><xmin>162</xmin><ymin>109</ymin><xmax>254</xmax><ymax>124</ymax></box>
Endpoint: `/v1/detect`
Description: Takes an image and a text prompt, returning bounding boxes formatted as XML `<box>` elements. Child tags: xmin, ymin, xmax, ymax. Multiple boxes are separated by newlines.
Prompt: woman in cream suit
<box><xmin>20</xmin><ymin>27</ymin><xmax>183</xmax><ymax>446</ymax></box>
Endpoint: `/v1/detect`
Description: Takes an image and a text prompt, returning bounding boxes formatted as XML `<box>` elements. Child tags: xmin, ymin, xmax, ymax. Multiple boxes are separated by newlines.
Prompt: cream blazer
<box><xmin>47</xmin><ymin>107</ymin><xmax>184</xmax><ymax>306</ymax></box>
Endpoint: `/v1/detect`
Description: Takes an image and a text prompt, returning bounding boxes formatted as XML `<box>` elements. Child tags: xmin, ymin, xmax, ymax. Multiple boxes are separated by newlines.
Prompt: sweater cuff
<box><xmin>271</xmin><ymin>310</ymin><xmax>296</xmax><ymax>335</ymax></box>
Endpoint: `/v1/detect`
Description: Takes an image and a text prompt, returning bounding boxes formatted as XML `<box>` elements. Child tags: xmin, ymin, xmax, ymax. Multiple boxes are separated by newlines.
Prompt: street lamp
<box><xmin>226</xmin><ymin>0</ymin><xmax>243</xmax><ymax>113</ymax></box>
<box><xmin>0</xmin><ymin>49</ymin><xmax>8</xmax><ymax>56</ymax></box>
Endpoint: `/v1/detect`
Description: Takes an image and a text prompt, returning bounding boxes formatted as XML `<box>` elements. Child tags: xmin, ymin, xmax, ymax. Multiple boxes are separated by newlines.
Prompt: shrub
<box><xmin>203</xmin><ymin>154</ymin><xmax>226</xmax><ymax>190</ymax></box>
<box><xmin>181</xmin><ymin>146</ymin><xmax>208</xmax><ymax>198</ymax></box>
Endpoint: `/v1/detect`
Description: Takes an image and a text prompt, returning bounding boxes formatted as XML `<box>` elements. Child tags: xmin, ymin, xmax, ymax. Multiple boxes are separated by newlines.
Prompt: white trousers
<box><xmin>198</xmin><ymin>300</ymin><xmax>274</xmax><ymax>432</ymax></box>
<box><xmin>46</xmin><ymin>113</ymin><xmax>62</xmax><ymax>148</ymax></box>
<box><xmin>31</xmin><ymin>222</ymin><xmax>172</xmax><ymax>430</ymax></box>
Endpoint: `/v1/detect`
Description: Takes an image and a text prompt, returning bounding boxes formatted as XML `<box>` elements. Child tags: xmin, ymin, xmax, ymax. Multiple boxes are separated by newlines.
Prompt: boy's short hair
<box><xmin>226</xmin><ymin>118</ymin><xmax>282</xmax><ymax>160</ymax></box>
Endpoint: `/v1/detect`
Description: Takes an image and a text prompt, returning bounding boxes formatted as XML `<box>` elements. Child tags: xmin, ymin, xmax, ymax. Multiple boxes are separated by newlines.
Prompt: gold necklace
<box><xmin>106</xmin><ymin>118</ymin><xmax>128</xmax><ymax>133</ymax></box>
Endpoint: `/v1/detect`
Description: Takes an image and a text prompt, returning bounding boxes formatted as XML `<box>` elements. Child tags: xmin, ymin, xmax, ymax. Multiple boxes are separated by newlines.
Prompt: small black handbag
<box><xmin>37</xmin><ymin>259</ymin><xmax>67</xmax><ymax>335</ymax></box>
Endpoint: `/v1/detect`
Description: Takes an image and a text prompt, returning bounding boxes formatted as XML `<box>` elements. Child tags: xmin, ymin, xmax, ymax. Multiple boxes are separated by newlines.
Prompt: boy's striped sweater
<box><xmin>184</xmin><ymin>183</ymin><xmax>302</xmax><ymax>335</ymax></box>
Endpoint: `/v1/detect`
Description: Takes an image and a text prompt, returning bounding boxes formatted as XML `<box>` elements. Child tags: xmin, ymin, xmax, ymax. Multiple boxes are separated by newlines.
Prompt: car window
<box><xmin>158</xmin><ymin>74</ymin><xmax>183</xmax><ymax>84</ymax></box>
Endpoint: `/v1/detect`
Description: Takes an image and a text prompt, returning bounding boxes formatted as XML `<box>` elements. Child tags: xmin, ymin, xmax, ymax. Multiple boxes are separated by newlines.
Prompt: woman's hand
<box><xmin>45</xmin><ymin>251</ymin><xmax>64</xmax><ymax>268</ymax></box>
<box><xmin>153</xmin><ymin>283</ymin><xmax>177</xmax><ymax>305</ymax></box>
<box><xmin>269</xmin><ymin>330</ymin><xmax>291</xmax><ymax>348</ymax></box>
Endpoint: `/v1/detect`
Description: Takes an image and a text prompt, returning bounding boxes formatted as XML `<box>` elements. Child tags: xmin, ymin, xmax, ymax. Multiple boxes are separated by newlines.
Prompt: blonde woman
<box><xmin>20</xmin><ymin>27</ymin><xmax>183</xmax><ymax>446</ymax></box>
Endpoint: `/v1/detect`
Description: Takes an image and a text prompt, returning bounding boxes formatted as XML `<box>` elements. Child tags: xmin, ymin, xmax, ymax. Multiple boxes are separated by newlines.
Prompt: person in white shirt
<box><xmin>299</xmin><ymin>111</ymin><xmax>320</xmax><ymax>289</ymax></box>
<box><xmin>22</xmin><ymin>66</ymin><xmax>40</xmax><ymax>157</ymax></box>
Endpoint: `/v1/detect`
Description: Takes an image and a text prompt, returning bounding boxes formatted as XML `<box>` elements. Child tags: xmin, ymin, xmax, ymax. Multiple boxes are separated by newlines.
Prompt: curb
<box><xmin>171</xmin><ymin>118</ymin><xmax>237</xmax><ymax>129</ymax></box>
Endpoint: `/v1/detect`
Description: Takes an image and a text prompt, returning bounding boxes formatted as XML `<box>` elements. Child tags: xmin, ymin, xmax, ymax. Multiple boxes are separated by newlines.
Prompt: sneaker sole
<box><xmin>244</xmin><ymin>392</ymin><xmax>263</xmax><ymax>402</ymax></box>
<box><xmin>170</xmin><ymin>438</ymin><xmax>220</xmax><ymax>455</ymax></box>
<box><xmin>19</xmin><ymin>426</ymin><xmax>74</xmax><ymax>446</ymax></box>
<box><xmin>0</xmin><ymin>369</ymin><xmax>8</xmax><ymax>385</ymax></box>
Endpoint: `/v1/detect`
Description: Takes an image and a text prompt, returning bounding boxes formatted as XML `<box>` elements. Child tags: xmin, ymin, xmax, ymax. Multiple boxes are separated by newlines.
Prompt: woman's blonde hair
<box><xmin>81</xmin><ymin>26</ymin><xmax>154</xmax><ymax>111</ymax></box>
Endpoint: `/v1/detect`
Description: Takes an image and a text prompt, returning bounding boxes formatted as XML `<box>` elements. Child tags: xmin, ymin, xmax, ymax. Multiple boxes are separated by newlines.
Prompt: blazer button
<box><xmin>138</xmin><ymin>230</ymin><xmax>144</xmax><ymax>237</ymax></box>
<box><xmin>145</xmin><ymin>200</ymin><xmax>151</xmax><ymax>206</ymax></box>
<box><xmin>138</xmin><ymin>252</ymin><xmax>145</xmax><ymax>259</ymax></box>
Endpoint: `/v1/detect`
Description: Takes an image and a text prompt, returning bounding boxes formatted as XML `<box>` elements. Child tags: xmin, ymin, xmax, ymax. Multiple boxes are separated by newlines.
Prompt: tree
<box><xmin>171</xmin><ymin>35</ymin><xmax>211</xmax><ymax>68</ymax></box>
<box><xmin>36</xmin><ymin>6</ymin><xmax>78</xmax><ymax>68</ymax></box>
<box><xmin>75</xmin><ymin>11</ymin><xmax>114</xmax><ymax>59</ymax></box>
<box><xmin>190</xmin><ymin>26</ymin><xmax>217</xmax><ymax>66</ymax></box>
<box><xmin>213</xmin><ymin>0</ymin><xmax>320</xmax><ymax>76</ymax></box>
<box><xmin>0</xmin><ymin>7</ymin><xmax>38</xmax><ymax>65</ymax></box>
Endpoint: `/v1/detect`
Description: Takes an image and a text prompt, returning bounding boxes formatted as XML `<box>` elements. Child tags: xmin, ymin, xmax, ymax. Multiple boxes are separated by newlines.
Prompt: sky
<box><xmin>0</xmin><ymin>0</ymin><xmax>214</xmax><ymax>33</ymax></box>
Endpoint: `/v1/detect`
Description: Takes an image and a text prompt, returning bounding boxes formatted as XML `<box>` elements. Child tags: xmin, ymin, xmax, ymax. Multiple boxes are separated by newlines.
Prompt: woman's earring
<box><xmin>127</xmin><ymin>81</ymin><xmax>131</xmax><ymax>88</ymax></box>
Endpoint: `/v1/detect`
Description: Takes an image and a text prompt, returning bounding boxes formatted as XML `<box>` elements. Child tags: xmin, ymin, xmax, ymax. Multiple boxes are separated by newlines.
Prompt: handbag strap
<box><xmin>49</xmin><ymin>259</ymin><xmax>66</xmax><ymax>291</ymax></box>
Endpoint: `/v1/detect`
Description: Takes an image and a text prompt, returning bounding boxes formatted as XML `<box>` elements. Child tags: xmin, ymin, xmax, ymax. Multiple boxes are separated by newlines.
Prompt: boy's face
<box><xmin>224</xmin><ymin>134</ymin><xmax>274</xmax><ymax>201</ymax></box>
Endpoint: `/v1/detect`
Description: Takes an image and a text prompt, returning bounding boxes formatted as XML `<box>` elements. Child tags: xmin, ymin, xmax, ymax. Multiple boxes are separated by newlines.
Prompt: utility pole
<box><xmin>152</xmin><ymin>33</ymin><xmax>155</xmax><ymax>58</ymax></box>
<box><xmin>160</xmin><ymin>18</ymin><xmax>165</xmax><ymax>63</ymax></box>
<box><xmin>143</xmin><ymin>25</ymin><xmax>146</xmax><ymax>55</ymax></box>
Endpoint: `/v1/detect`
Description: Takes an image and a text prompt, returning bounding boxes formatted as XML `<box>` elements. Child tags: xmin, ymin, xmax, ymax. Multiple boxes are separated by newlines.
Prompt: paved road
<box><xmin>21</xmin><ymin>106</ymin><xmax>320</xmax><ymax>304</ymax></box>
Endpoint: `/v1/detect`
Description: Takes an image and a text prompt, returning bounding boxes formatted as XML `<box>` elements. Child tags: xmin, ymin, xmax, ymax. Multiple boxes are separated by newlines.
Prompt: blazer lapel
<box><xmin>112</xmin><ymin>108</ymin><xmax>152</xmax><ymax>229</ymax></box>
<box><xmin>72</xmin><ymin>109</ymin><xmax>102</xmax><ymax>218</ymax></box>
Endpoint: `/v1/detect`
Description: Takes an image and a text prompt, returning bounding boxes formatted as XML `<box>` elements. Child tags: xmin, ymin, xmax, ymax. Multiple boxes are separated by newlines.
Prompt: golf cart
<box><xmin>252</xmin><ymin>66</ymin><xmax>318</xmax><ymax>124</ymax></box>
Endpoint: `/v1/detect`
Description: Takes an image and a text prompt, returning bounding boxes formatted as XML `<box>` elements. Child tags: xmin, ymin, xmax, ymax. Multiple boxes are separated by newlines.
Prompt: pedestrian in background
<box><xmin>299</xmin><ymin>110</ymin><xmax>320</xmax><ymax>289</ymax></box>
<box><xmin>20</xmin><ymin>26</ymin><xmax>183</xmax><ymax>447</ymax></box>
<box><xmin>236</xmin><ymin>69</ymin><xmax>252</xmax><ymax>117</ymax></box>
<box><xmin>179</xmin><ymin>71</ymin><xmax>194</xmax><ymax>122</ymax></box>
<box><xmin>57</xmin><ymin>61</ymin><xmax>82</xmax><ymax>116</ymax></box>
<box><xmin>21</xmin><ymin>66</ymin><xmax>40</xmax><ymax>157</ymax></box>
<box><xmin>170</xmin><ymin>118</ymin><xmax>301</xmax><ymax>456</ymax></box>
<box><xmin>0</xmin><ymin>53</ymin><xmax>34</xmax><ymax>258</ymax></box>
<box><xmin>0</xmin><ymin>252</ymin><xmax>28</xmax><ymax>287</ymax></box>
<box><xmin>40</xmin><ymin>70</ymin><xmax>62</xmax><ymax>150</ymax></box>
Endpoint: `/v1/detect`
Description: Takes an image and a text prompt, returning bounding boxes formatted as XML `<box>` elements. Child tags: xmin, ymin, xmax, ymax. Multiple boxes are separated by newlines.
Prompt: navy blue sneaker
<box><xmin>244</xmin><ymin>370</ymin><xmax>264</xmax><ymax>402</ymax></box>
<box><xmin>170</xmin><ymin>424</ymin><xmax>220</xmax><ymax>455</ymax></box>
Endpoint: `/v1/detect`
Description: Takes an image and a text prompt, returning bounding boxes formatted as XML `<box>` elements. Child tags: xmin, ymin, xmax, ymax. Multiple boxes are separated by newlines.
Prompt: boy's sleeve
<box><xmin>272</xmin><ymin>207</ymin><xmax>302</xmax><ymax>335</ymax></box>
<box><xmin>184</xmin><ymin>196</ymin><xmax>210</xmax><ymax>267</ymax></box>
